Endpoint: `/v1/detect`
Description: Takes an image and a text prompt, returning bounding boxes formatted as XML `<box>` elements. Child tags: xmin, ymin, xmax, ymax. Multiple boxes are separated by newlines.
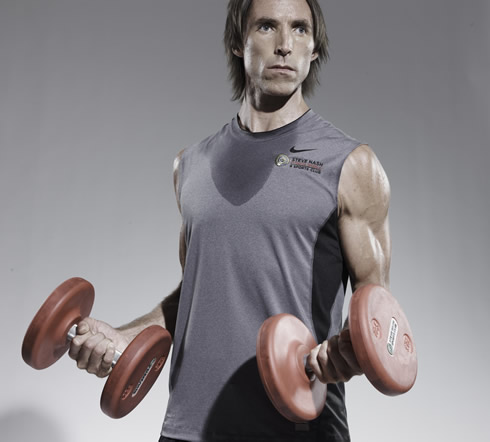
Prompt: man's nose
<box><xmin>275</xmin><ymin>29</ymin><xmax>292</xmax><ymax>57</ymax></box>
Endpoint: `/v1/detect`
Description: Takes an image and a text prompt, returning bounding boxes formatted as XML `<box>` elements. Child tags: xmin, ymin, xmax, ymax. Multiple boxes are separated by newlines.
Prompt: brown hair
<box><xmin>223</xmin><ymin>0</ymin><xmax>329</xmax><ymax>101</ymax></box>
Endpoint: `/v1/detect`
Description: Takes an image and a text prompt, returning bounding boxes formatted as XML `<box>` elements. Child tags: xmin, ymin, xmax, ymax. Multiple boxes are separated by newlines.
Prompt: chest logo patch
<box><xmin>275</xmin><ymin>153</ymin><xmax>323</xmax><ymax>174</ymax></box>
<box><xmin>275</xmin><ymin>154</ymin><xmax>290</xmax><ymax>167</ymax></box>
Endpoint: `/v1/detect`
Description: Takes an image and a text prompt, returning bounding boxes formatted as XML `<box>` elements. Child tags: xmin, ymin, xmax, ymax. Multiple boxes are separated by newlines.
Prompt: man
<box><xmin>70</xmin><ymin>0</ymin><xmax>391</xmax><ymax>440</ymax></box>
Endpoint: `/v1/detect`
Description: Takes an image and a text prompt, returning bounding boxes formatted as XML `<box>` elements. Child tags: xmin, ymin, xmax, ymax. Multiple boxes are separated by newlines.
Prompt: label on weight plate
<box><xmin>386</xmin><ymin>318</ymin><xmax>398</xmax><ymax>356</ymax></box>
<box><xmin>132</xmin><ymin>357</ymin><xmax>156</xmax><ymax>397</ymax></box>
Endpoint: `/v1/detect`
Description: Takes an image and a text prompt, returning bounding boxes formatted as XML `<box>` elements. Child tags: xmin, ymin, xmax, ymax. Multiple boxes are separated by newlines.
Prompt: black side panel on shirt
<box><xmin>311</xmin><ymin>208</ymin><xmax>349</xmax><ymax>343</ymax></box>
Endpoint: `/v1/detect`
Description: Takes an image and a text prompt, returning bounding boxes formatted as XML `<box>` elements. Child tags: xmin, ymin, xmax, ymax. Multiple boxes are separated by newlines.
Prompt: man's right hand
<box><xmin>68</xmin><ymin>317</ymin><xmax>130</xmax><ymax>378</ymax></box>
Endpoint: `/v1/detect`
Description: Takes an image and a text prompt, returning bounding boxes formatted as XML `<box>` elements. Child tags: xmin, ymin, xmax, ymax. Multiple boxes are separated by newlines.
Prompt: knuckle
<box><xmin>310</xmin><ymin>345</ymin><xmax>319</xmax><ymax>356</ymax></box>
<box><xmin>327</xmin><ymin>344</ymin><xmax>338</xmax><ymax>359</ymax></box>
<box><xmin>307</xmin><ymin>352</ymin><xmax>317</xmax><ymax>367</ymax></box>
<box><xmin>68</xmin><ymin>349</ymin><xmax>77</xmax><ymax>360</ymax></box>
<box><xmin>337</xmin><ymin>339</ymin><xmax>347</xmax><ymax>355</ymax></box>
<box><xmin>317</xmin><ymin>351</ymin><xmax>328</xmax><ymax>365</ymax></box>
<box><xmin>97</xmin><ymin>339</ymin><xmax>110</xmax><ymax>353</ymax></box>
<box><xmin>327</xmin><ymin>336</ymin><xmax>338</xmax><ymax>350</ymax></box>
<box><xmin>93</xmin><ymin>346</ymin><xmax>105</xmax><ymax>358</ymax></box>
<box><xmin>340</xmin><ymin>329</ymin><xmax>351</xmax><ymax>342</ymax></box>
<box><xmin>76</xmin><ymin>360</ymin><xmax>86</xmax><ymax>370</ymax></box>
<box><xmin>338</xmin><ymin>337</ymin><xmax>351</xmax><ymax>354</ymax></box>
<box><xmin>308</xmin><ymin>352</ymin><xmax>317</xmax><ymax>365</ymax></box>
<box><xmin>317</xmin><ymin>372</ymin><xmax>327</xmax><ymax>383</ymax></box>
<box><xmin>96</xmin><ymin>369</ymin><xmax>110</xmax><ymax>378</ymax></box>
<box><xmin>92</xmin><ymin>350</ymin><xmax>104</xmax><ymax>359</ymax></box>
<box><xmin>84</xmin><ymin>341</ymin><xmax>96</xmax><ymax>351</ymax></box>
<box><xmin>341</xmin><ymin>373</ymin><xmax>352</xmax><ymax>383</ymax></box>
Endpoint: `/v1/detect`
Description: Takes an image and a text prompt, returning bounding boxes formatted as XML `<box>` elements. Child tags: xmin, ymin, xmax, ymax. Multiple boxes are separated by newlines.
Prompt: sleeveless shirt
<box><xmin>161</xmin><ymin>110</ymin><xmax>363</xmax><ymax>441</ymax></box>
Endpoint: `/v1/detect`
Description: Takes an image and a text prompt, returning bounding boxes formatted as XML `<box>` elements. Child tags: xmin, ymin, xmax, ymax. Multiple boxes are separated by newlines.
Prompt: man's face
<box><xmin>234</xmin><ymin>0</ymin><xmax>318</xmax><ymax>98</ymax></box>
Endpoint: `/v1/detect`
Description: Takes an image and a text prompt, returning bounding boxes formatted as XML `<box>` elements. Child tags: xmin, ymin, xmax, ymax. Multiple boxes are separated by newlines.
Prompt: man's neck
<box><xmin>237</xmin><ymin>88</ymin><xmax>310</xmax><ymax>133</ymax></box>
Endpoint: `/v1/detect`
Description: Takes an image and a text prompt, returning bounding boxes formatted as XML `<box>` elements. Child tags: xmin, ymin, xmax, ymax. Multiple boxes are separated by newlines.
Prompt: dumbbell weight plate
<box><xmin>22</xmin><ymin>277</ymin><xmax>95</xmax><ymax>369</ymax></box>
<box><xmin>256</xmin><ymin>313</ymin><xmax>327</xmax><ymax>423</ymax></box>
<box><xmin>101</xmin><ymin>325</ymin><xmax>172</xmax><ymax>418</ymax></box>
<box><xmin>349</xmin><ymin>285</ymin><xmax>417</xmax><ymax>395</ymax></box>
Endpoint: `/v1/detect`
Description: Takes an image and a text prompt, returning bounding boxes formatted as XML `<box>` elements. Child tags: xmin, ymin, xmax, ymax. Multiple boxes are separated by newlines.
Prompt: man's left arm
<box><xmin>307</xmin><ymin>144</ymin><xmax>391</xmax><ymax>383</ymax></box>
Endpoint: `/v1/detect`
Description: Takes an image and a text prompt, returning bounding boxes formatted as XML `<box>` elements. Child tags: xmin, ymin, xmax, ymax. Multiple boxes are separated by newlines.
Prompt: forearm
<box><xmin>116</xmin><ymin>303</ymin><xmax>165</xmax><ymax>340</ymax></box>
<box><xmin>116</xmin><ymin>282</ymin><xmax>182</xmax><ymax>339</ymax></box>
<box><xmin>341</xmin><ymin>219</ymin><xmax>391</xmax><ymax>293</ymax></box>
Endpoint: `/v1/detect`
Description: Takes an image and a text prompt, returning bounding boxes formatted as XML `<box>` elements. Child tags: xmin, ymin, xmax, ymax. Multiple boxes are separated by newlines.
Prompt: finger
<box><xmin>98</xmin><ymin>343</ymin><xmax>116</xmax><ymax>376</ymax></box>
<box><xmin>77</xmin><ymin>319</ymin><xmax>91</xmax><ymax>335</ymax></box>
<box><xmin>75</xmin><ymin>332</ymin><xmax>106</xmax><ymax>371</ymax></box>
<box><xmin>309</xmin><ymin>342</ymin><xmax>329</xmax><ymax>383</ymax></box>
<box><xmin>338</xmin><ymin>331</ymin><xmax>362</xmax><ymax>374</ymax></box>
<box><xmin>307</xmin><ymin>344</ymin><xmax>323</xmax><ymax>383</ymax></box>
<box><xmin>327</xmin><ymin>336</ymin><xmax>352</xmax><ymax>382</ymax></box>
<box><xmin>86</xmin><ymin>337</ymin><xmax>113</xmax><ymax>375</ymax></box>
<box><xmin>68</xmin><ymin>328</ymin><xmax>94</xmax><ymax>361</ymax></box>
<box><xmin>97</xmin><ymin>343</ymin><xmax>116</xmax><ymax>378</ymax></box>
<box><xmin>339</xmin><ymin>327</ymin><xmax>351</xmax><ymax>341</ymax></box>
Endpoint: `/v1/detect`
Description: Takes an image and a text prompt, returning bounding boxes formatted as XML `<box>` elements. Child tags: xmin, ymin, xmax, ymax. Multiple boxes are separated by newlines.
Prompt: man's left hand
<box><xmin>307</xmin><ymin>328</ymin><xmax>363</xmax><ymax>384</ymax></box>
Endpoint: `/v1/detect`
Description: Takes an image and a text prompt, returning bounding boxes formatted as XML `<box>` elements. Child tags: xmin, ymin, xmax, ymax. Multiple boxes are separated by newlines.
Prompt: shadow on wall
<box><xmin>0</xmin><ymin>408</ymin><xmax>65</xmax><ymax>442</ymax></box>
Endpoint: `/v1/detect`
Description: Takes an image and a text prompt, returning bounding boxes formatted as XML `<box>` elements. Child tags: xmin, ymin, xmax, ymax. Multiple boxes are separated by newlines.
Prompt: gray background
<box><xmin>1</xmin><ymin>0</ymin><xmax>488</xmax><ymax>441</ymax></box>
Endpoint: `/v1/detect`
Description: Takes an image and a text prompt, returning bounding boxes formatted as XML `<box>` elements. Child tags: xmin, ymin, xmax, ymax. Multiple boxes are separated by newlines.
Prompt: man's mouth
<box><xmin>269</xmin><ymin>64</ymin><xmax>295</xmax><ymax>71</ymax></box>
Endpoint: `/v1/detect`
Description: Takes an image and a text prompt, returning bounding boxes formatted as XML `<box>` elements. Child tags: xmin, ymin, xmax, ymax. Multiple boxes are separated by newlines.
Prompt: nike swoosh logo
<box><xmin>289</xmin><ymin>146</ymin><xmax>316</xmax><ymax>153</ymax></box>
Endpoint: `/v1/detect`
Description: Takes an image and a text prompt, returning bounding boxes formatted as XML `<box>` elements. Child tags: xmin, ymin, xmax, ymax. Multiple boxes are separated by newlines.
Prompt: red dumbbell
<box><xmin>256</xmin><ymin>285</ymin><xmax>417</xmax><ymax>422</ymax></box>
<box><xmin>22</xmin><ymin>277</ymin><xmax>172</xmax><ymax>418</ymax></box>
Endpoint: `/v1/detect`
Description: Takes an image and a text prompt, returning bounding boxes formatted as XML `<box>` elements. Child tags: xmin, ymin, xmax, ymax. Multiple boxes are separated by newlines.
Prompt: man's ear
<box><xmin>232</xmin><ymin>47</ymin><xmax>244</xmax><ymax>58</ymax></box>
<box><xmin>311</xmin><ymin>51</ymin><xmax>319</xmax><ymax>62</ymax></box>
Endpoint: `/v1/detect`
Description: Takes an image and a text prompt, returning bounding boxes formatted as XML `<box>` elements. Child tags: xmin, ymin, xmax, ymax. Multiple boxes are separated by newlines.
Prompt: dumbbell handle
<box><xmin>67</xmin><ymin>324</ymin><xmax>121</xmax><ymax>367</ymax></box>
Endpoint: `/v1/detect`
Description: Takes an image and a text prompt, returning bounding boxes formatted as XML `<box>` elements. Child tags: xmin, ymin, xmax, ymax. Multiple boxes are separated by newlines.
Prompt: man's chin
<box><xmin>261</xmin><ymin>82</ymin><xmax>300</xmax><ymax>98</ymax></box>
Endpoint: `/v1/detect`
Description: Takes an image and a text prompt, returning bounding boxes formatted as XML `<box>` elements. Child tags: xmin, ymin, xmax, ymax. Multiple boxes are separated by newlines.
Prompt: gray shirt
<box><xmin>162</xmin><ymin>110</ymin><xmax>362</xmax><ymax>441</ymax></box>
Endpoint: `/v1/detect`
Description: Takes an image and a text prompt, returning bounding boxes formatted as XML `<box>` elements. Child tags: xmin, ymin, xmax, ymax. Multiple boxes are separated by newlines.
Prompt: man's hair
<box><xmin>223</xmin><ymin>0</ymin><xmax>329</xmax><ymax>101</ymax></box>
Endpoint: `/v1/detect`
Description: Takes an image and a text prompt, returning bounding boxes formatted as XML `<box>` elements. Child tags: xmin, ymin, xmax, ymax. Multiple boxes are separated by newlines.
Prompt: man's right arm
<box><xmin>69</xmin><ymin>149</ymin><xmax>186</xmax><ymax>378</ymax></box>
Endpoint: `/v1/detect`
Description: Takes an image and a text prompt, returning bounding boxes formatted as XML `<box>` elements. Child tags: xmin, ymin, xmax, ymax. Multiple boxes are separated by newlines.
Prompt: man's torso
<box><xmin>162</xmin><ymin>110</ymin><xmax>362</xmax><ymax>441</ymax></box>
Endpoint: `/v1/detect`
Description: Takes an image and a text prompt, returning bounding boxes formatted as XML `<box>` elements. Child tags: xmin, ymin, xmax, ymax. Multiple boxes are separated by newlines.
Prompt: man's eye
<box><xmin>259</xmin><ymin>24</ymin><xmax>273</xmax><ymax>31</ymax></box>
<box><xmin>296</xmin><ymin>26</ymin><xmax>307</xmax><ymax>34</ymax></box>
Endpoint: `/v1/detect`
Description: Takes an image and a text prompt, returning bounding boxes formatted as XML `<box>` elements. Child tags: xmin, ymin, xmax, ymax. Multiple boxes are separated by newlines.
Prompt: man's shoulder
<box><xmin>172</xmin><ymin>124</ymin><xmax>225</xmax><ymax>189</ymax></box>
<box><xmin>339</xmin><ymin>144</ymin><xmax>390</xmax><ymax>218</ymax></box>
<box><xmin>177</xmin><ymin>119</ymin><xmax>233</xmax><ymax>160</ymax></box>
<box><xmin>302</xmin><ymin>110</ymin><xmax>363</xmax><ymax>151</ymax></box>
